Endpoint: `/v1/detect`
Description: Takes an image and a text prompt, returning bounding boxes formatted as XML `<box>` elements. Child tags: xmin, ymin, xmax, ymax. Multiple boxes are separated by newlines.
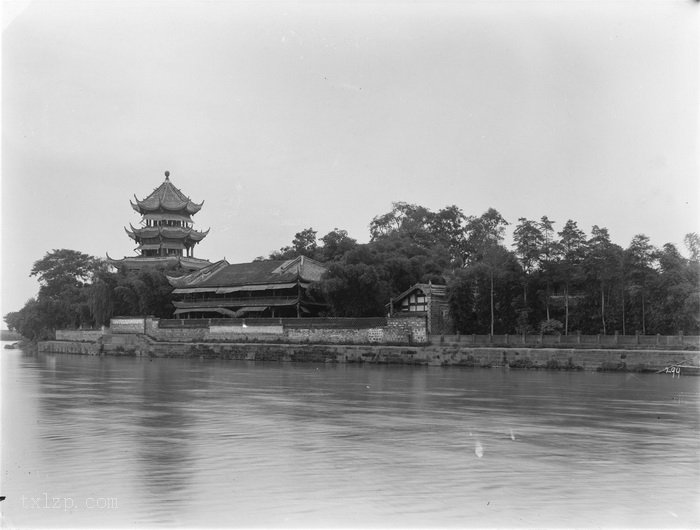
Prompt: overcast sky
<box><xmin>2</xmin><ymin>0</ymin><xmax>698</xmax><ymax>316</ymax></box>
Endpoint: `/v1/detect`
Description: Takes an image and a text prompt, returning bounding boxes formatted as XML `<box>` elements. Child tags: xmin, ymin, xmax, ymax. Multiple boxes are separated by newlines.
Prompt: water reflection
<box><xmin>2</xmin><ymin>348</ymin><xmax>699</xmax><ymax>528</ymax></box>
<box><xmin>129</xmin><ymin>361</ymin><xmax>203</xmax><ymax>525</ymax></box>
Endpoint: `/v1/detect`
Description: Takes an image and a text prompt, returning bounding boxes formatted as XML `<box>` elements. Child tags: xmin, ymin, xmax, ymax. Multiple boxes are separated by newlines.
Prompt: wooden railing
<box><xmin>173</xmin><ymin>296</ymin><xmax>299</xmax><ymax>308</ymax></box>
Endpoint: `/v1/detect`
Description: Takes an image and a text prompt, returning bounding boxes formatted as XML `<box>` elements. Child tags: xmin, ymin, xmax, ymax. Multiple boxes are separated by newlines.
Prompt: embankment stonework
<box><xmin>55</xmin><ymin>330</ymin><xmax>105</xmax><ymax>342</ymax></box>
<box><xmin>39</xmin><ymin>340</ymin><xmax>101</xmax><ymax>355</ymax></box>
<box><xmin>38</xmin><ymin>316</ymin><xmax>699</xmax><ymax>372</ymax></box>
<box><xmin>37</xmin><ymin>337</ymin><xmax>699</xmax><ymax>373</ymax></box>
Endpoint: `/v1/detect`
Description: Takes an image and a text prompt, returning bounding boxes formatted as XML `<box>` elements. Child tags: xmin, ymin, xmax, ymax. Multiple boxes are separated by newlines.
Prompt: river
<box><xmin>1</xmin><ymin>345</ymin><xmax>698</xmax><ymax>528</ymax></box>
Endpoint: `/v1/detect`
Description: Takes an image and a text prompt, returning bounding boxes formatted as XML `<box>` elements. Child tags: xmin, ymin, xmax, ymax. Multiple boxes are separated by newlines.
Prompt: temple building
<box><xmin>167</xmin><ymin>256</ymin><xmax>328</xmax><ymax>318</ymax></box>
<box><xmin>108</xmin><ymin>171</ymin><xmax>211</xmax><ymax>271</ymax></box>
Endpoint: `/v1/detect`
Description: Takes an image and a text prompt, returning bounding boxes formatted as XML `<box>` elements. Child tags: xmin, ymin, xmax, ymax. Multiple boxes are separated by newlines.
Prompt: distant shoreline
<box><xmin>1</xmin><ymin>330</ymin><xmax>23</xmax><ymax>341</ymax></box>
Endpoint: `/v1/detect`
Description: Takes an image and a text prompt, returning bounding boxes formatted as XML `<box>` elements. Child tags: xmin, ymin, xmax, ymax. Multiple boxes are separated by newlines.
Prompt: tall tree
<box><xmin>292</xmin><ymin>228</ymin><xmax>318</xmax><ymax>256</ymax></box>
<box><xmin>649</xmin><ymin>243</ymin><xmax>698</xmax><ymax>333</ymax></box>
<box><xmin>318</xmin><ymin>228</ymin><xmax>357</xmax><ymax>262</ymax></box>
<box><xmin>428</xmin><ymin>205</ymin><xmax>468</xmax><ymax>266</ymax></box>
<box><xmin>583</xmin><ymin>226</ymin><xmax>624</xmax><ymax>334</ymax></box>
<box><xmin>312</xmin><ymin>262</ymin><xmax>390</xmax><ymax>317</ymax></box>
<box><xmin>684</xmin><ymin>233</ymin><xmax>700</xmax><ymax>262</ymax></box>
<box><xmin>30</xmin><ymin>249</ymin><xmax>103</xmax><ymax>299</ymax></box>
<box><xmin>87</xmin><ymin>273</ymin><xmax>115</xmax><ymax>327</ymax></box>
<box><xmin>369</xmin><ymin>202</ymin><xmax>433</xmax><ymax>242</ymax></box>
<box><xmin>464</xmin><ymin>208</ymin><xmax>509</xmax><ymax>264</ymax></box>
<box><xmin>625</xmin><ymin>234</ymin><xmax>658</xmax><ymax>334</ymax></box>
<box><xmin>462</xmin><ymin>209</ymin><xmax>514</xmax><ymax>334</ymax></box>
<box><xmin>448</xmin><ymin>246</ymin><xmax>521</xmax><ymax>334</ymax></box>
<box><xmin>369</xmin><ymin>202</ymin><xmax>468</xmax><ymax>265</ymax></box>
<box><xmin>269</xmin><ymin>227</ymin><xmax>320</xmax><ymax>260</ymax></box>
<box><xmin>512</xmin><ymin>218</ymin><xmax>544</xmax><ymax>329</ymax></box>
<box><xmin>537</xmin><ymin>216</ymin><xmax>557</xmax><ymax>321</ymax></box>
<box><xmin>554</xmin><ymin>220</ymin><xmax>588</xmax><ymax>334</ymax></box>
<box><xmin>539</xmin><ymin>216</ymin><xmax>556</xmax><ymax>262</ymax></box>
<box><xmin>513</xmin><ymin>218</ymin><xmax>544</xmax><ymax>277</ymax></box>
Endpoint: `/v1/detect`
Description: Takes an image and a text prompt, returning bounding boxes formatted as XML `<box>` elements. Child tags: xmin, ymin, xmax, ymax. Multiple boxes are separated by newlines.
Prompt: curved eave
<box><xmin>188</xmin><ymin>227</ymin><xmax>210</xmax><ymax>242</ymax></box>
<box><xmin>129</xmin><ymin>226</ymin><xmax>209</xmax><ymax>242</ymax></box>
<box><xmin>130</xmin><ymin>224</ymin><xmax>159</xmax><ymax>239</ymax></box>
<box><xmin>133</xmin><ymin>200</ymin><xmax>192</xmax><ymax>213</ymax></box>
<box><xmin>159</xmin><ymin>226</ymin><xmax>195</xmax><ymax>238</ymax></box>
<box><xmin>132</xmin><ymin>196</ymin><xmax>203</xmax><ymax>215</ymax></box>
<box><xmin>167</xmin><ymin>259</ymin><xmax>229</xmax><ymax>288</ymax></box>
<box><xmin>124</xmin><ymin>226</ymin><xmax>137</xmax><ymax>241</ymax></box>
<box><xmin>165</xmin><ymin>274</ymin><xmax>181</xmax><ymax>285</ymax></box>
<box><xmin>186</xmin><ymin>200</ymin><xmax>204</xmax><ymax>215</ymax></box>
<box><xmin>106</xmin><ymin>253</ymin><xmax>177</xmax><ymax>264</ymax></box>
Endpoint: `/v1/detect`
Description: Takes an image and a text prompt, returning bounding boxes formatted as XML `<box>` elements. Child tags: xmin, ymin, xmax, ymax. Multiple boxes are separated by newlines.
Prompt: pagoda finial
<box><xmin>165</xmin><ymin>170</ymin><xmax>170</xmax><ymax>180</ymax></box>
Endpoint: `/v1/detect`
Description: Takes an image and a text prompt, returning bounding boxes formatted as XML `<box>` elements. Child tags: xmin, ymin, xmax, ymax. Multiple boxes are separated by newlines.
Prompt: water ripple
<box><xmin>2</xmin><ymin>352</ymin><xmax>699</xmax><ymax>528</ymax></box>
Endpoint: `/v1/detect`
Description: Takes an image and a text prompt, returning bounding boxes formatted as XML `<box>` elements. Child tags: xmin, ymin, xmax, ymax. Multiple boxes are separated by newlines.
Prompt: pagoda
<box><xmin>107</xmin><ymin>171</ymin><xmax>211</xmax><ymax>271</ymax></box>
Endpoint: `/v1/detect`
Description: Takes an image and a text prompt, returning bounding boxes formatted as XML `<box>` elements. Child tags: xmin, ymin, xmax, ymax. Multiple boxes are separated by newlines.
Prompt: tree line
<box><xmin>5</xmin><ymin>203</ymin><xmax>699</xmax><ymax>339</ymax></box>
<box><xmin>268</xmin><ymin>203</ymin><xmax>699</xmax><ymax>336</ymax></box>
<box><xmin>4</xmin><ymin>250</ymin><xmax>175</xmax><ymax>340</ymax></box>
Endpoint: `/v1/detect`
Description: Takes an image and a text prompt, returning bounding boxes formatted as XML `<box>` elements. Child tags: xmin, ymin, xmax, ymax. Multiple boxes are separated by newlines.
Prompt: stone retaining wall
<box><xmin>144</xmin><ymin>344</ymin><xmax>700</xmax><ymax>372</ymax></box>
<box><xmin>38</xmin><ymin>340</ymin><xmax>100</xmax><ymax>355</ymax></box>
<box><xmin>110</xmin><ymin>317</ymin><xmax>146</xmax><ymax>334</ymax></box>
<box><xmin>285</xmin><ymin>327</ymin><xmax>387</xmax><ymax>344</ymax></box>
<box><xmin>40</xmin><ymin>315</ymin><xmax>699</xmax><ymax>373</ymax></box>
<box><xmin>55</xmin><ymin>330</ymin><xmax>104</xmax><ymax>342</ymax></box>
<box><xmin>438</xmin><ymin>333</ymin><xmax>700</xmax><ymax>348</ymax></box>
<box><xmin>141</xmin><ymin>315</ymin><xmax>428</xmax><ymax>345</ymax></box>
<box><xmin>39</xmin><ymin>337</ymin><xmax>700</xmax><ymax>374</ymax></box>
<box><xmin>127</xmin><ymin>342</ymin><xmax>700</xmax><ymax>372</ymax></box>
<box><xmin>387</xmin><ymin>315</ymin><xmax>427</xmax><ymax>343</ymax></box>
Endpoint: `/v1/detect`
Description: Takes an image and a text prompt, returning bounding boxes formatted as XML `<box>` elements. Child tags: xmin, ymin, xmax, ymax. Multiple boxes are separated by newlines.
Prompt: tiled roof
<box><xmin>105</xmin><ymin>254</ymin><xmax>212</xmax><ymax>271</ymax></box>
<box><xmin>126</xmin><ymin>225</ymin><xmax>210</xmax><ymax>242</ymax></box>
<box><xmin>167</xmin><ymin>256</ymin><xmax>327</xmax><ymax>289</ymax></box>
<box><xmin>202</xmin><ymin>261</ymin><xmax>298</xmax><ymax>286</ymax></box>
<box><xmin>131</xmin><ymin>173</ymin><xmax>203</xmax><ymax>215</ymax></box>
<box><xmin>390</xmin><ymin>282</ymin><xmax>447</xmax><ymax>305</ymax></box>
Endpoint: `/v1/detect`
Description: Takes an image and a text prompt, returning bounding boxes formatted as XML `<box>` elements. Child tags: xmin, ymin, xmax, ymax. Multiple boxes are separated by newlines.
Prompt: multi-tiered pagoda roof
<box><xmin>130</xmin><ymin>176</ymin><xmax>204</xmax><ymax>215</ymax></box>
<box><xmin>107</xmin><ymin>171</ymin><xmax>211</xmax><ymax>271</ymax></box>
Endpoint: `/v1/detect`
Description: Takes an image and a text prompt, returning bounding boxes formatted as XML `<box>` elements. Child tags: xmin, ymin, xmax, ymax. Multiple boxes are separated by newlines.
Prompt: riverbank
<box><xmin>36</xmin><ymin>335</ymin><xmax>700</xmax><ymax>374</ymax></box>
<box><xmin>3</xmin><ymin>338</ymin><xmax>37</xmax><ymax>353</ymax></box>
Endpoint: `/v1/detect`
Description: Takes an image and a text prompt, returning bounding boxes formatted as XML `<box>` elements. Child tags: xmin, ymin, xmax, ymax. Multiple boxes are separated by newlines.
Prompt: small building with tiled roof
<box><xmin>108</xmin><ymin>171</ymin><xmax>211</xmax><ymax>271</ymax></box>
<box><xmin>167</xmin><ymin>256</ymin><xmax>328</xmax><ymax>318</ymax></box>
<box><xmin>386</xmin><ymin>282</ymin><xmax>452</xmax><ymax>335</ymax></box>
